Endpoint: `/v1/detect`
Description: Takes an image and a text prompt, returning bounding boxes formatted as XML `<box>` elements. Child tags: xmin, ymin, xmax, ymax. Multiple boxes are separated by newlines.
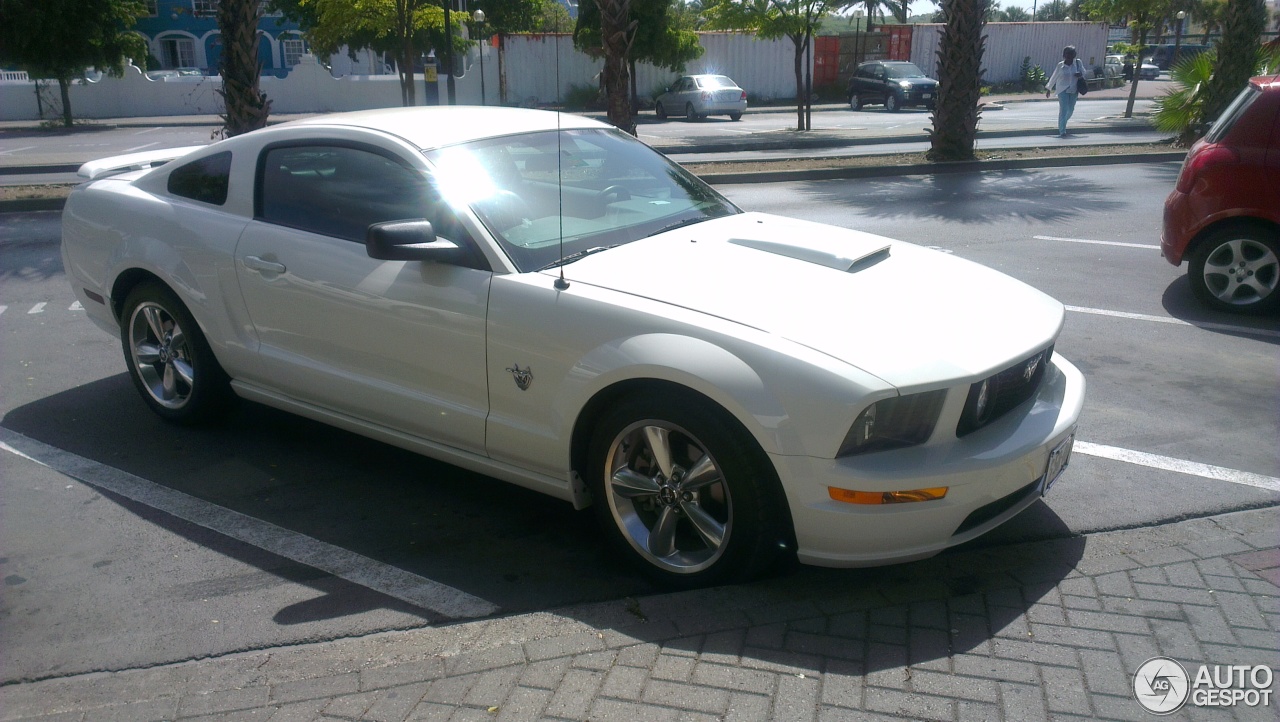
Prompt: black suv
<box><xmin>847</xmin><ymin>61</ymin><xmax>938</xmax><ymax>112</ymax></box>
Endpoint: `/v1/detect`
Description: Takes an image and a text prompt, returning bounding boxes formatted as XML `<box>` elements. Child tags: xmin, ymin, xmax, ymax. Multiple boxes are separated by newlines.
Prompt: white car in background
<box><xmin>655</xmin><ymin>74</ymin><xmax>748</xmax><ymax>121</ymax></box>
<box><xmin>61</xmin><ymin>107</ymin><xmax>1083</xmax><ymax>587</ymax></box>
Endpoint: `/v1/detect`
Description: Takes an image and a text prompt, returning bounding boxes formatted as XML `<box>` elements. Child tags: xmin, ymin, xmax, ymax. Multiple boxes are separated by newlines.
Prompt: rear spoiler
<box><xmin>77</xmin><ymin>145</ymin><xmax>206</xmax><ymax>180</ymax></box>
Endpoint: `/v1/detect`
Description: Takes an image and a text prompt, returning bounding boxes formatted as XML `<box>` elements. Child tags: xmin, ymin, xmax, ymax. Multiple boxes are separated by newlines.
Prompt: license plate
<box><xmin>1042</xmin><ymin>434</ymin><xmax>1074</xmax><ymax>497</ymax></box>
<box><xmin>922</xmin><ymin>93</ymin><xmax>933</xmax><ymax>99</ymax></box>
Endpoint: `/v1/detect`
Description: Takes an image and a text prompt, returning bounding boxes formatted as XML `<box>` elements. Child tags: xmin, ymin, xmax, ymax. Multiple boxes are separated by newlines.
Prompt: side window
<box><xmin>167</xmin><ymin>152</ymin><xmax>232</xmax><ymax>205</ymax></box>
<box><xmin>258</xmin><ymin>144</ymin><xmax>470</xmax><ymax>245</ymax></box>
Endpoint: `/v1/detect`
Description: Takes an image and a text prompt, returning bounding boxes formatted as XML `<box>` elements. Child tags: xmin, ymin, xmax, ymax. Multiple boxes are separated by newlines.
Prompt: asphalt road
<box><xmin>2</xmin><ymin>162</ymin><xmax>1276</xmax><ymax>685</ymax></box>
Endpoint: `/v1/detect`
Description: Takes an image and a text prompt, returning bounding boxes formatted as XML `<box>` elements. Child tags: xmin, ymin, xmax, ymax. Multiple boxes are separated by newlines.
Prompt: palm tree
<box><xmin>928</xmin><ymin>0</ymin><xmax>987</xmax><ymax>162</ymax></box>
<box><xmin>1001</xmin><ymin>5</ymin><xmax>1031</xmax><ymax>20</ymax></box>
<box><xmin>1152</xmin><ymin>49</ymin><xmax>1215</xmax><ymax>145</ymax></box>
<box><xmin>217</xmin><ymin>0</ymin><xmax>271</xmax><ymax>137</ymax></box>
<box><xmin>1201</xmin><ymin>0</ymin><xmax>1266</xmax><ymax>123</ymax></box>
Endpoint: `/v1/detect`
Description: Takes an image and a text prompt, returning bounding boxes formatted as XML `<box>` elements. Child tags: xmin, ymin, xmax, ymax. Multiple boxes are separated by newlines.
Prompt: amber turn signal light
<box><xmin>828</xmin><ymin>487</ymin><xmax>948</xmax><ymax>505</ymax></box>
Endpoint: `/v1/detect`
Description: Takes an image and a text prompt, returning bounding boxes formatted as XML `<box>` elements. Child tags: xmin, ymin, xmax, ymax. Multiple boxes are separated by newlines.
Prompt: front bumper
<box><xmin>774</xmin><ymin>354</ymin><xmax>1085</xmax><ymax>567</ymax></box>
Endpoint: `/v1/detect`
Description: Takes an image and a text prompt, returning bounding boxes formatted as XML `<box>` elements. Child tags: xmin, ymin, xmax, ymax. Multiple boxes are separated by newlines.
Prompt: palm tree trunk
<box><xmin>793</xmin><ymin>35</ymin><xmax>805</xmax><ymax>131</ymax></box>
<box><xmin>498</xmin><ymin>34</ymin><xmax>508</xmax><ymax>105</ymax></box>
<box><xmin>216</xmin><ymin>0</ymin><xmax>271</xmax><ymax>137</ymax></box>
<box><xmin>57</xmin><ymin>76</ymin><xmax>72</xmax><ymax>128</ymax></box>
<box><xmin>927</xmin><ymin>0</ymin><xmax>986</xmax><ymax>161</ymax></box>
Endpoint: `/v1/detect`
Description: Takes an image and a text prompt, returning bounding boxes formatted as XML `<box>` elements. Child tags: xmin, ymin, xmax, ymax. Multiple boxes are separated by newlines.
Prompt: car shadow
<box><xmin>1160</xmin><ymin>275</ymin><xmax>1280</xmax><ymax>344</ymax></box>
<box><xmin>3</xmin><ymin>375</ymin><xmax>1083</xmax><ymax>681</ymax></box>
<box><xmin>794</xmin><ymin>169</ymin><xmax>1126</xmax><ymax>224</ymax></box>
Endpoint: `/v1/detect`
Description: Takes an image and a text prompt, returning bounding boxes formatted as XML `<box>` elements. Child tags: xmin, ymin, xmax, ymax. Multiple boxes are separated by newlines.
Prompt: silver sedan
<box><xmin>655</xmin><ymin>74</ymin><xmax>748</xmax><ymax>121</ymax></box>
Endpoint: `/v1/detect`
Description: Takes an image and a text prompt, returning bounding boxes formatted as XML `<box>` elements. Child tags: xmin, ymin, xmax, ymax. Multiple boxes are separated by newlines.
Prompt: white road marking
<box><xmin>69</xmin><ymin>301</ymin><xmax>83</xmax><ymax>311</ymax></box>
<box><xmin>0</xmin><ymin>428</ymin><xmax>500</xmax><ymax>620</ymax></box>
<box><xmin>132</xmin><ymin>127</ymin><xmax>160</xmax><ymax>135</ymax></box>
<box><xmin>1065</xmin><ymin>305</ymin><xmax>1280</xmax><ymax>339</ymax></box>
<box><xmin>0</xmin><ymin>145</ymin><xmax>36</xmax><ymax>156</ymax></box>
<box><xmin>0</xmin><ymin>305</ymin><xmax>6</xmax><ymax>316</ymax></box>
<box><xmin>28</xmin><ymin>302</ymin><xmax>46</xmax><ymax>314</ymax></box>
<box><xmin>123</xmin><ymin>141</ymin><xmax>160</xmax><ymax>153</ymax></box>
<box><xmin>1034</xmin><ymin>234</ymin><xmax>1160</xmax><ymax>250</ymax></box>
<box><xmin>1075</xmin><ymin>441</ymin><xmax>1280</xmax><ymax>493</ymax></box>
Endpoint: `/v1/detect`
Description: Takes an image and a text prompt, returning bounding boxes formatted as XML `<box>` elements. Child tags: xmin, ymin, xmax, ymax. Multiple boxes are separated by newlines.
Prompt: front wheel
<box><xmin>121</xmin><ymin>283</ymin><xmax>232</xmax><ymax>424</ymax></box>
<box><xmin>849</xmin><ymin>92</ymin><xmax>863</xmax><ymax>111</ymax></box>
<box><xmin>1188</xmin><ymin>225</ymin><xmax>1280</xmax><ymax>314</ymax></box>
<box><xmin>587</xmin><ymin>392</ymin><xmax>792</xmax><ymax>588</ymax></box>
<box><xmin>885</xmin><ymin>92</ymin><xmax>901</xmax><ymax>112</ymax></box>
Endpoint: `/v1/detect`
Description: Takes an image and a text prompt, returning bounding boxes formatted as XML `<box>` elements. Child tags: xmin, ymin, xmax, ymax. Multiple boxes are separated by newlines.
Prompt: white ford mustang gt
<box><xmin>62</xmin><ymin>106</ymin><xmax>1083</xmax><ymax>587</ymax></box>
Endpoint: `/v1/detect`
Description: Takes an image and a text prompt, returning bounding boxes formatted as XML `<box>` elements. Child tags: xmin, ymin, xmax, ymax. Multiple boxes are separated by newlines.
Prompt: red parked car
<box><xmin>1162</xmin><ymin>74</ymin><xmax>1280</xmax><ymax>315</ymax></box>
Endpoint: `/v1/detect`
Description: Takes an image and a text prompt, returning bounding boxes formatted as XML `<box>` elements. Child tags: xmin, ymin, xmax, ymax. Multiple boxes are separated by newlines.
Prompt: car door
<box><xmin>233</xmin><ymin>141</ymin><xmax>491</xmax><ymax>454</ymax></box>
<box><xmin>851</xmin><ymin>64</ymin><xmax>879</xmax><ymax>102</ymax></box>
<box><xmin>674</xmin><ymin>77</ymin><xmax>695</xmax><ymax>113</ymax></box>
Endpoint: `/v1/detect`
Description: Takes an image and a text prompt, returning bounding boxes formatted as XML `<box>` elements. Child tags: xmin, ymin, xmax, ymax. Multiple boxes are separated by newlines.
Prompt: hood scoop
<box><xmin>729</xmin><ymin>237</ymin><xmax>891</xmax><ymax>272</ymax></box>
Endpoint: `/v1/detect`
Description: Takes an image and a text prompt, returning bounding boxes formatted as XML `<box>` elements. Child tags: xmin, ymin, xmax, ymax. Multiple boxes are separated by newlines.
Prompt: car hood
<box><xmin>901</xmin><ymin>77</ymin><xmax>938</xmax><ymax>87</ymax></box>
<box><xmin>553</xmin><ymin>212</ymin><xmax>1063</xmax><ymax>389</ymax></box>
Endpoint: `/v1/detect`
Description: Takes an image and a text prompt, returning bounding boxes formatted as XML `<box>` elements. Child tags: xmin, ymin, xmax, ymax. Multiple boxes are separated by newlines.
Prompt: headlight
<box><xmin>837</xmin><ymin>390</ymin><xmax>947</xmax><ymax>457</ymax></box>
<box><xmin>899</xmin><ymin>81</ymin><xmax>913</xmax><ymax>89</ymax></box>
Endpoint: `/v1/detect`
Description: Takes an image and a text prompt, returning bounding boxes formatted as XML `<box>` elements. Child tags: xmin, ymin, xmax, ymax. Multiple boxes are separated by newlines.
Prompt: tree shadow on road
<box><xmin>792</xmin><ymin>169</ymin><xmax>1127</xmax><ymax>225</ymax></box>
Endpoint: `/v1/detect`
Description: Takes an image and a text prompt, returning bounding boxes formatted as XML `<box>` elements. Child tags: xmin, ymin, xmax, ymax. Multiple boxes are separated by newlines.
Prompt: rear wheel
<box><xmin>728</xmin><ymin>112</ymin><xmax>742</xmax><ymax>121</ymax></box>
<box><xmin>587</xmin><ymin>391</ymin><xmax>792</xmax><ymax>588</ymax></box>
<box><xmin>1188</xmin><ymin>225</ymin><xmax>1280</xmax><ymax>314</ymax></box>
<box><xmin>685</xmin><ymin>103</ymin><xmax>700</xmax><ymax>121</ymax></box>
<box><xmin>655</xmin><ymin>102</ymin><xmax>667</xmax><ymax>119</ymax></box>
<box><xmin>121</xmin><ymin>283</ymin><xmax>233</xmax><ymax>424</ymax></box>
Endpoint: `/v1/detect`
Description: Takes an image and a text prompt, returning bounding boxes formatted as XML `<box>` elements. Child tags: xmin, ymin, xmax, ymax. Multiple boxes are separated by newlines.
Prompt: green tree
<box><xmin>1086</xmin><ymin>0</ymin><xmax>1174</xmax><ymax>117</ymax></box>
<box><xmin>927</xmin><ymin>0</ymin><xmax>988</xmax><ymax>161</ymax></box>
<box><xmin>1201</xmin><ymin>0</ymin><xmax>1266</xmax><ymax>122</ymax></box>
<box><xmin>1034</xmin><ymin>0</ymin><xmax>1070</xmax><ymax>20</ymax></box>
<box><xmin>474</xmin><ymin>0</ymin><xmax>556</xmax><ymax>105</ymax></box>
<box><xmin>704</xmin><ymin>0</ymin><xmax>837</xmax><ymax>131</ymax></box>
<box><xmin>999</xmin><ymin>5</ymin><xmax>1031</xmax><ymax>20</ymax></box>
<box><xmin>217</xmin><ymin>0</ymin><xmax>272</xmax><ymax>136</ymax></box>
<box><xmin>0</xmin><ymin>0</ymin><xmax>148</xmax><ymax>127</ymax></box>
<box><xmin>576</xmin><ymin>0</ymin><xmax>704</xmax><ymax>109</ymax></box>
<box><xmin>1193</xmin><ymin>0</ymin><xmax>1226</xmax><ymax>42</ymax></box>
<box><xmin>294</xmin><ymin>0</ymin><xmax>464</xmax><ymax>106</ymax></box>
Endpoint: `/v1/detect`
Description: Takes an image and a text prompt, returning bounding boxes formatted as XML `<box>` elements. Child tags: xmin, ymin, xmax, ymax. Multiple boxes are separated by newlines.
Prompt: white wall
<box><xmin>910</xmin><ymin>22</ymin><xmax>1110</xmax><ymax>84</ymax></box>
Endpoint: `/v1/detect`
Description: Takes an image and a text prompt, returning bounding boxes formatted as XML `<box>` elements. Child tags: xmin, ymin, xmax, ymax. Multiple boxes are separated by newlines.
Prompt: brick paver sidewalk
<box><xmin>2</xmin><ymin>508</ymin><xmax>1276</xmax><ymax>722</ymax></box>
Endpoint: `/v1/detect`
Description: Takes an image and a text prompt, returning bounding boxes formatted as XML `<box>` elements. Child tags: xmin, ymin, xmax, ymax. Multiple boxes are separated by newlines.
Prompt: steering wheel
<box><xmin>597</xmin><ymin>185</ymin><xmax>632</xmax><ymax>202</ymax></box>
<box><xmin>478</xmin><ymin>189</ymin><xmax>533</xmax><ymax>230</ymax></box>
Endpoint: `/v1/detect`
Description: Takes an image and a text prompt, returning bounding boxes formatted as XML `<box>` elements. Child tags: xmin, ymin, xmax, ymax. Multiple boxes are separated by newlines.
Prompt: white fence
<box><xmin>909</xmin><ymin>22</ymin><xmax>1110</xmax><ymax>84</ymax></box>
<box><xmin>0</xmin><ymin>24</ymin><xmax>1110</xmax><ymax>121</ymax></box>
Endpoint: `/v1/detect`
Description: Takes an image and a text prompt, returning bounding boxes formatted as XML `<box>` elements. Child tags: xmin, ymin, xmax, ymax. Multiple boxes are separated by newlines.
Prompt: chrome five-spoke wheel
<box><xmin>129</xmin><ymin>301</ymin><xmax>195</xmax><ymax>410</ymax></box>
<box><xmin>605</xmin><ymin>420</ymin><xmax>732</xmax><ymax>575</ymax></box>
<box><xmin>120</xmin><ymin>283</ymin><xmax>232</xmax><ymax>423</ymax></box>
<box><xmin>587</xmin><ymin>392</ymin><xmax>793</xmax><ymax>587</ymax></box>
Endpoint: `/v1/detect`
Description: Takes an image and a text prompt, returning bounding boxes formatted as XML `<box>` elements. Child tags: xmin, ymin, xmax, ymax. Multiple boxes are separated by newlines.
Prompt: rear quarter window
<box><xmin>167</xmin><ymin>152</ymin><xmax>232</xmax><ymax>205</ymax></box>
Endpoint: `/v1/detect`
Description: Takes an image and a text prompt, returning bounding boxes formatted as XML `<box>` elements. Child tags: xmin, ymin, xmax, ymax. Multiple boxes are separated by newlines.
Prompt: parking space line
<box><xmin>1065</xmin><ymin>305</ymin><xmax>1280</xmax><ymax>339</ymax></box>
<box><xmin>0</xmin><ymin>428</ymin><xmax>501</xmax><ymax>620</ymax></box>
<box><xmin>0</xmin><ymin>305</ymin><xmax>6</xmax><ymax>316</ymax></box>
<box><xmin>1034</xmin><ymin>235</ymin><xmax>1160</xmax><ymax>250</ymax></box>
<box><xmin>28</xmin><ymin>302</ymin><xmax>46</xmax><ymax>314</ymax></box>
<box><xmin>123</xmin><ymin>141</ymin><xmax>160</xmax><ymax>153</ymax></box>
<box><xmin>1075</xmin><ymin>441</ymin><xmax>1280</xmax><ymax>493</ymax></box>
<box><xmin>0</xmin><ymin>146</ymin><xmax>36</xmax><ymax>156</ymax></box>
<box><xmin>69</xmin><ymin>301</ymin><xmax>83</xmax><ymax>311</ymax></box>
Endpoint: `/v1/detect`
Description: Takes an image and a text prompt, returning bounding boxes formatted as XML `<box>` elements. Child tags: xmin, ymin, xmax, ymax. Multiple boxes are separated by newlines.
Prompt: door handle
<box><xmin>244</xmin><ymin>255</ymin><xmax>286</xmax><ymax>274</ymax></box>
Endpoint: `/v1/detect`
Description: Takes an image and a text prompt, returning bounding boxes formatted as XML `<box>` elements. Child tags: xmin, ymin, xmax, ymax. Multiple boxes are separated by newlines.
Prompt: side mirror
<box><xmin>365</xmin><ymin>219</ymin><xmax>469</xmax><ymax>264</ymax></box>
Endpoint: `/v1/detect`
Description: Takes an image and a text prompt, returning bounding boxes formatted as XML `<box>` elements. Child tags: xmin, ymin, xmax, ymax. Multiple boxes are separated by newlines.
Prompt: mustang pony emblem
<box><xmin>1023</xmin><ymin>355</ymin><xmax>1042</xmax><ymax>382</ymax></box>
<box><xmin>506</xmin><ymin>363</ymin><xmax>533</xmax><ymax>391</ymax></box>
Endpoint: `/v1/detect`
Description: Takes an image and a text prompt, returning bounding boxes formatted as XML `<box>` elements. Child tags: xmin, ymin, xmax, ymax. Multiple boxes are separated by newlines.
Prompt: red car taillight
<box><xmin>1175</xmin><ymin>144</ymin><xmax>1239</xmax><ymax>193</ymax></box>
<box><xmin>740</xmin><ymin>90</ymin><xmax>747</xmax><ymax>101</ymax></box>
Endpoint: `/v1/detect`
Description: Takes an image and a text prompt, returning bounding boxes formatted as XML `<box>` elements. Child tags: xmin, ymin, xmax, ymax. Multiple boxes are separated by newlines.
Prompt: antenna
<box><xmin>553</xmin><ymin>20</ymin><xmax>569</xmax><ymax>290</ymax></box>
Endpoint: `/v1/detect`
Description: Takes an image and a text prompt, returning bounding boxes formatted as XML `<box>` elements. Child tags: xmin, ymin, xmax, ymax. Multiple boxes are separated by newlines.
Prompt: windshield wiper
<box><xmin>539</xmin><ymin>245</ymin><xmax>618</xmax><ymax>271</ymax></box>
<box><xmin>646</xmin><ymin>215</ymin><xmax>711</xmax><ymax>238</ymax></box>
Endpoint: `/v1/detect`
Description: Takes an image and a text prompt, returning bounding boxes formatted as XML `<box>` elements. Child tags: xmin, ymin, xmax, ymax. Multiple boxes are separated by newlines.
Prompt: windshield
<box><xmin>885</xmin><ymin>64</ymin><xmax>927</xmax><ymax>79</ymax></box>
<box><xmin>426</xmin><ymin>129</ymin><xmax>739</xmax><ymax>272</ymax></box>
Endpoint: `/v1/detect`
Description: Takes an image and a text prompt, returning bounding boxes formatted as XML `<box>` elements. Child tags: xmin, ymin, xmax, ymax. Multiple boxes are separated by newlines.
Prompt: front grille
<box><xmin>956</xmin><ymin>345</ymin><xmax>1053</xmax><ymax>437</ymax></box>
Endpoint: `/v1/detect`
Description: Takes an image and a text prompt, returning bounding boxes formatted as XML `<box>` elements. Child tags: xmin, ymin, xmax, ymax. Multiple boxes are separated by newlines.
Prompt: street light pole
<box><xmin>1173</xmin><ymin>10</ymin><xmax>1186</xmax><ymax>67</ymax></box>
<box><xmin>473</xmin><ymin>9</ymin><xmax>486</xmax><ymax>106</ymax></box>
<box><xmin>444</xmin><ymin>0</ymin><xmax>456</xmax><ymax>104</ymax></box>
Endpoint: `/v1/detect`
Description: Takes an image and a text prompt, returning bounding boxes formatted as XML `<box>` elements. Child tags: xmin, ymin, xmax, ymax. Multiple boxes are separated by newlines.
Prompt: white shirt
<box><xmin>1047</xmin><ymin>59</ymin><xmax>1085</xmax><ymax>94</ymax></box>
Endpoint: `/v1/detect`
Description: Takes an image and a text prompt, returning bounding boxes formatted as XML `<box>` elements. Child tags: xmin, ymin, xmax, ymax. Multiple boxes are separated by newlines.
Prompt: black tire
<box><xmin>586</xmin><ymin>391</ymin><xmax>793</xmax><ymax>589</ymax></box>
<box><xmin>685</xmin><ymin>103</ymin><xmax>699</xmax><ymax>121</ymax></box>
<box><xmin>655</xmin><ymin>102</ymin><xmax>667</xmax><ymax>120</ymax></box>
<box><xmin>885</xmin><ymin>92</ymin><xmax>901</xmax><ymax>112</ymax></box>
<box><xmin>120</xmin><ymin>283</ymin><xmax>233</xmax><ymax>424</ymax></box>
<box><xmin>850</xmin><ymin>93</ymin><xmax>863</xmax><ymax>111</ymax></box>
<box><xmin>728</xmin><ymin>112</ymin><xmax>742</xmax><ymax>121</ymax></box>
<box><xmin>1188</xmin><ymin>224</ymin><xmax>1280</xmax><ymax>315</ymax></box>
